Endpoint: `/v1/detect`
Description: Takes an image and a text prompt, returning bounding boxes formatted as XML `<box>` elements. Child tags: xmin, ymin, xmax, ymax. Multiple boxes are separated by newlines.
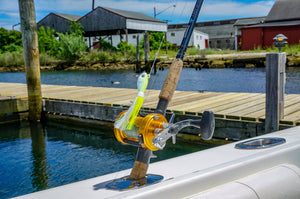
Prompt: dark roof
<box><xmin>52</xmin><ymin>13</ymin><xmax>82</xmax><ymax>21</ymax></box>
<box><xmin>265</xmin><ymin>0</ymin><xmax>300</xmax><ymax>22</ymax></box>
<box><xmin>242</xmin><ymin>20</ymin><xmax>300</xmax><ymax>29</ymax></box>
<box><xmin>234</xmin><ymin>17</ymin><xmax>266</xmax><ymax>26</ymax></box>
<box><xmin>100</xmin><ymin>7</ymin><xmax>165</xmax><ymax>23</ymax></box>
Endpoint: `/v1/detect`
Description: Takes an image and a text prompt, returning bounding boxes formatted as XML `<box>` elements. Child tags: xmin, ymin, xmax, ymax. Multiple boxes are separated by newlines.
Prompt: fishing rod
<box><xmin>107</xmin><ymin>0</ymin><xmax>214</xmax><ymax>190</ymax></box>
<box><xmin>156</xmin><ymin>0</ymin><xmax>204</xmax><ymax>116</ymax></box>
<box><xmin>128</xmin><ymin>0</ymin><xmax>206</xmax><ymax>181</ymax></box>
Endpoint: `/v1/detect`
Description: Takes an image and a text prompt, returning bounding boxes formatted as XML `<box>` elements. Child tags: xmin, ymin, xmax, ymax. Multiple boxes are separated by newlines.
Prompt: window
<box><xmin>132</xmin><ymin>35</ymin><xmax>136</xmax><ymax>39</ymax></box>
<box><xmin>171</xmin><ymin>33</ymin><xmax>175</xmax><ymax>37</ymax></box>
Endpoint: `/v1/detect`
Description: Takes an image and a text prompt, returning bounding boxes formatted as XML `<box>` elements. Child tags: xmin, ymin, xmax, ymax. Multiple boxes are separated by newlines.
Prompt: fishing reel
<box><xmin>114</xmin><ymin>110</ymin><xmax>215</xmax><ymax>151</ymax></box>
<box><xmin>114</xmin><ymin>111</ymin><xmax>168</xmax><ymax>151</ymax></box>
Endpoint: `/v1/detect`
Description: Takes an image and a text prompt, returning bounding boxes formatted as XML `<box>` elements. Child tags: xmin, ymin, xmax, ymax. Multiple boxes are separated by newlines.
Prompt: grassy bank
<box><xmin>1</xmin><ymin>44</ymin><xmax>300</xmax><ymax>72</ymax></box>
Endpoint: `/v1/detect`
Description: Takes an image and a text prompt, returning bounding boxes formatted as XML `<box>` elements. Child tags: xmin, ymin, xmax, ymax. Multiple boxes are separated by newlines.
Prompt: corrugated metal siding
<box><xmin>37</xmin><ymin>14</ymin><xmax>72</xmax><ymax>33</ymax></box>
<box><xmin>78</xmin><ymin>7</ymin><xmax>126</xmax><ymax>32</ymax></box>
<box><xmin>265</xmin><ymin>0</ymin><xmax>300</xmax><ymax>22</ymax></box>
<box><xmin>241</xmin><ymin>27</ymin><xmax>263</xmax><ymax>50</ymax></box>
<box><xmin>241</xmin><ymin>25</ymin><xmax>300</xmax><ymax>50</ymax></box>
<box><xmin>126</xmin><ymin>19</ymin><xmax>167</xmax><ymax>32</ymax></box>
<box><xmin>263</xmin><ymin>25</ymin><xmax>300</xmax><ymax>46</ymax></box>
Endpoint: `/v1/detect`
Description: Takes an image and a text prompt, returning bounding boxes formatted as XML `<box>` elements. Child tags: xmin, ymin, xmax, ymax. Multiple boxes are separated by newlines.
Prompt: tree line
<box><xmin>0</xmin><ymin>21</ymin><xmax>174</xmax><ymax>61</ymax></box>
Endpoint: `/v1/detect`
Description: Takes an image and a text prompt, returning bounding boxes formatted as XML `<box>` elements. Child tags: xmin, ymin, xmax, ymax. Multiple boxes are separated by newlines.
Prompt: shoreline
<box><xmin>1</xmin><ymin>53</ymin><xmax>300</xmax><ymax>73</ymax></box>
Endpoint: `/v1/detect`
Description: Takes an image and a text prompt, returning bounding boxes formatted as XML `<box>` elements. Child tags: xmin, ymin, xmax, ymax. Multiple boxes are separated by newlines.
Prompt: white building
<box><xmin>84</xmin><ymin>33</ymin><xmax>145</xmax><ymax>49</ymax></box>
<box><xmin>167</xmin><ymin>28</ymin><xmax>209</xmax><ymax>49</ymax></box>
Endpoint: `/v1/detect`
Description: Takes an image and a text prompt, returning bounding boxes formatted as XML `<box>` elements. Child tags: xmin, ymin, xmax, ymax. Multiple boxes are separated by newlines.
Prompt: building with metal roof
<box><xmin>265</xmin><ymin>0</ymin><xmax>300</xmax><ymax>22</ymax></box>
<box><xmin>233</xmin><ymin>16</ymin><xmax>266</xmax><ymax>50</ymax></box>
<box><xmin>79</xmin><ymin>7</ymin><xmax>166</xmax><ymax>37</ymax></box>
<box><xmin>169</xmin><ymin>19</ymin><xmax>237</xmax><ymax>50</ymax></box>
<box><xmin>240</xmin><ymin>0</ymin><xmax>300</xmax><ymax>50</ymax></box>
<box><xmin>167</xmin><ymin>28</ymin><xmax>209</xmax><ymax>49</ymax></box>
<box><xmin>37</xmin><ymin>7</ymin><xmax>167</xmax><ymax>49</ymax></box>
<box><xmin>37</xmin><ymin>13</ymin><xmax>82</xmax><ymax>33</ymax></box>
<box><xmin>78</xmin><ymin>6</ymin><xmax>167</xmax><ymax>49</ymax></box>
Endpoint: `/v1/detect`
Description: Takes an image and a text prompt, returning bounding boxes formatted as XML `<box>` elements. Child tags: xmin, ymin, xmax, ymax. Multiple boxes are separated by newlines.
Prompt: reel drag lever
<box><xmin>153</xmin><ymin>111</ymin><xmax>215</xmax><ymax>150</ymax></box>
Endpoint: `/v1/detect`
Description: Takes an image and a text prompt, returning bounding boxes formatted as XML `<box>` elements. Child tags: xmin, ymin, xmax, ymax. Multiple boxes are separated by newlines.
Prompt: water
<box><xmin>1</xmin><ymin>67</ymin><xmax>300</xmax><ymax>198</ymax></box>
<box><xmin>0</xmin><ymin>67</ymin><xmax>300</xmax><ymax>93</ymax></box>
<box><xmin>0</xmin><ymin>121</ymin><xmax>210</xmax><ymax>198</ymax></box>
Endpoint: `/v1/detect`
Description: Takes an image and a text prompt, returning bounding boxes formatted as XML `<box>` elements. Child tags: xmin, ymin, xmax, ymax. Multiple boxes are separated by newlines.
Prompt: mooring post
<box><xmin>18</xmin><ymin>0</ymin><xmax>42</xmax><ymax>122</ymax></box>
<box><xmin>144</xmin><ymin>31</ymin><xmax>149</xmax><ymax>64</ymax></box>
<box><xmin>136</xmin><ymin>35</ymin><xmax>141</xmax><ymax>72</ymax></box>
<box><xmin>265</xmin><ymin>53</ymin><xmax>286</xmax><ymax>133</ymax></box>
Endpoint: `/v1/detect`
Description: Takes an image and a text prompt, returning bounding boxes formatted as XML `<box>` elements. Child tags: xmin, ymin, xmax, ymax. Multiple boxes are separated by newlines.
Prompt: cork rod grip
<box><xmin>159</xmin><ymin>59</ymin><xmax>183</xmax><ymax>101</ymax></box>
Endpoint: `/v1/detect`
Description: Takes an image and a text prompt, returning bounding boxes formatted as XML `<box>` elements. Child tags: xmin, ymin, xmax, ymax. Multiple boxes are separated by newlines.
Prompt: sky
<box><xmin>1</xmin><ymin>0</ymin><xmax>276</xmax><ymax>30</ymax></box>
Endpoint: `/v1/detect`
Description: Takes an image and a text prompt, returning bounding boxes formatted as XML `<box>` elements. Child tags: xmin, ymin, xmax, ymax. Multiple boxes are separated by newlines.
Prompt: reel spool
<box><xmin>114</xmin><ymin>111</ymin><xmax>167</xmax><ymax>151</ymax></box>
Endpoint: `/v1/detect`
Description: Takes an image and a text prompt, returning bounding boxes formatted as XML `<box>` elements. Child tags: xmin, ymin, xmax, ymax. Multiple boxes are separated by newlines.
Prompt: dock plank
<box><xmin>1</xmin><ymin>83</ymin><xmax>300</xmax><ymax>125</ymax></box>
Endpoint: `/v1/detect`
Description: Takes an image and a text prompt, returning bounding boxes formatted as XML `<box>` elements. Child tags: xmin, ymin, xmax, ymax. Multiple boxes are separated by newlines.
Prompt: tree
<box><xmin>37</xmin><ymin>26</ymin><xmax>58</xmax><ymax>55</ymax></box>
<box><xmin>141</xmin><ymin>31</ymin><xmax>173</xmax><ymax>51</ymax></box>
<box><xmin>0</xmin><ymin>27</ymin><xmax>22</xmax><ymax>53</ymax></box>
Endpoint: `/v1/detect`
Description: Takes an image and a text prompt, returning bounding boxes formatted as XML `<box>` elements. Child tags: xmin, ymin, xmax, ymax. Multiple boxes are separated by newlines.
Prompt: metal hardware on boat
<box><xmin>113</xmin><ymin>111</ymin><xmax>215</xmax><ymax>151</ymax></box>
<box><xmin>153</xmin><ymin>111</ymin><xmax>215</xmax><ymax>150</ymax></box>
<box><xmin>235</xmin><ymin>137</ymin><xmax>286</xmax><ymax>150</ymax></box>
<box><xmin>114</xmin><ymin>111</ymin><xmax>168</xmax><ymax>151</ymax></box>
<box><xmin>105</xmin><ymin>174</ymin><xmax>163</xmax><ymax>191</ymax></box>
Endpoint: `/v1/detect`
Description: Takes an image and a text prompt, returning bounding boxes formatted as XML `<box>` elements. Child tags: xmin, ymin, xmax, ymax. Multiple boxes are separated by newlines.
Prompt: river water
<box><xmin>0</xmin><ymin>121</ymin><xmax>210</xmax><ymax>198</ymax></box>
<box><xmin>0</xmin><ymin>67</ymin><xmax>300</xmax><ymax>93</ymax></box>
<box><xmin>1</xmin><ymin>67</ymin><xmax>300</xmax><ymax>198</ymax></box>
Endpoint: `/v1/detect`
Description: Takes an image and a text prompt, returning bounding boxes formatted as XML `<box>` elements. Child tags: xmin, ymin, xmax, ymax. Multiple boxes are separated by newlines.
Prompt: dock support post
<box><xmin>144</xmin><ymin>31</ymin><xmax>149</xmax><ymax>64</ymax></box>
<box><xmin>136</xmin><ymin>35</ymin><xmax>141</xmax><ymax>72</ymax></box>
<box><xmin>18</xmin><ymin>0</ymin><xmax>42</xmax><ymax>122</ymax></box>
<box><xmin>265</xmin><ymin>53</ymin><xmax>286</xmax><ymax>133</ymax></box>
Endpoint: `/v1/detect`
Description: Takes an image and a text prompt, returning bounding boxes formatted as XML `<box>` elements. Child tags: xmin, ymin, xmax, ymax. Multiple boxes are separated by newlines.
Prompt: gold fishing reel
<box><xmin>114</xmin><ymin>111</ymin><xmax>167</xmax><ymax>151</ymax></box>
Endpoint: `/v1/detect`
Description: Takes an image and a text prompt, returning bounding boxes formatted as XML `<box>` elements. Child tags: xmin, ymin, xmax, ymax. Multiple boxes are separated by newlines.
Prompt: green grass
<box><xmin>1</xmin><ymin>43</ymin><xmax>300</xmax><ymax>68</ymax></box>
<box><xmin>0</xmin><ymin>51</ymin><xmax>24</xmax><ymax>67</ymax></box>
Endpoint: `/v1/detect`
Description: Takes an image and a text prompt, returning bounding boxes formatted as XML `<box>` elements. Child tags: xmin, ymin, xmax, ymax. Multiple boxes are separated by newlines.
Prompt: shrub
<box><xmin>55</xmin><ymin>22</ymin><xmax>87</xmax><ymax>60</ymax></box>
<box><xmin>56</xmin><ymin>32</ymin><xmax>87</xmax><ymax>60</ymax></box>
<box><xmin>80</xmin><ymin>50</ymin><xmax>111</xmax><ymax>62</ymax></box>
<box><xmin>98</xmin><ymin>40</ymin><xmax>117</xmax><ymax>51</ymax></box>
<box><xmin>117</xmin><ymin>41</ymin><xmax>137</xmax><ymax>61</ymax></box>
<box><xmin>0</xmin><ymin>51</ymin><xmax>24</xmax><ymax>67</ymax></box>
<box><xmin>38</xmin><ymin>26</ymin><xmax>58</xmax><ymax>56</ymax></box>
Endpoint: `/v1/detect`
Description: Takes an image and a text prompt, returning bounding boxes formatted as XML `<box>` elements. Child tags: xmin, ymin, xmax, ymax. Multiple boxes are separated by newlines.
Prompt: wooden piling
<box><xmin>265</xmin><ymin>53</ymin><xmax>286</xmax><ymax>133</ymax></box>
<box><xmin>18</xmin><ymin>0</ymin><xmax>42</xmax><ymax>122</ymax></box>
<box><xmin>144</xmin><ymin>31</ymin><xmax>149</xmax><ymax>63</ymax></box>
<box><xmin>136</xmin><ymin>35</ymin><xmax>141</xmax><ymax>72</ymax></box>
<box><xmin>165</xmin><ymin>32</ymin><xmax>168</xmax><ymax>55</ymax></box>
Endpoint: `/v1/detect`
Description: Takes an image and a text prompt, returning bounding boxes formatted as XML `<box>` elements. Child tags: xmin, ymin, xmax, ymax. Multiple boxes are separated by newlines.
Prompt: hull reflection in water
<box><xmin>0</xmin><ymin>121</ymin><xmax>211</xmax><ymax>198</ymax></box>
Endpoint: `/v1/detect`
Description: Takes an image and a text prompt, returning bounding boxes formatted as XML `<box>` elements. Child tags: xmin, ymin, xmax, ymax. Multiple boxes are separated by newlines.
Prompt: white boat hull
<box><xmin>16</xmin><ymin>126</ymin><xmax>300</xmax><ymax>199</ymax></box>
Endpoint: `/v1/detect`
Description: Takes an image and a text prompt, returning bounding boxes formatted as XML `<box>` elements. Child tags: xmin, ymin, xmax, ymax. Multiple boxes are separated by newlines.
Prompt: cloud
<box><xmin>201</xmin><ymin>0</ymin><xmax>275</xmax><ymax>18</ymax></box>
<box><xmin>1</xmin><ymin>0</ymin><xmax>275</xmax><ymax>29</ymax></box>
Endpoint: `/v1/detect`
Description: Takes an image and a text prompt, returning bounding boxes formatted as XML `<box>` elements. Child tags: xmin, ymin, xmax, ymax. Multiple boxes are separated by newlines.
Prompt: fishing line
<box><xmin>142</xmin><ymin>2</ymin><xmax>177</xmax><ymax>108</ymax></box>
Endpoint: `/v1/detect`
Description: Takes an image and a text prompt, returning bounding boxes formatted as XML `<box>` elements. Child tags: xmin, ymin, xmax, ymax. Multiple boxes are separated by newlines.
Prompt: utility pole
<box><xmin>18</xmin><ymin>0</ymin><xmax>42</xmax><ymax>122</ymax></box>
<box><xmin>92</xmin><ymin>0</ymin><xmax>95</xmax><ymax>10</ymax></box>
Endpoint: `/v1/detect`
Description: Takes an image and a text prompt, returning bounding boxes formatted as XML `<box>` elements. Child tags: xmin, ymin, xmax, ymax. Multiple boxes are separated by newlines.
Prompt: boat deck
<box><xmin>0</xmin><ymin>82</ymin><xmax>300</xmax><ymax>125</ymax></box>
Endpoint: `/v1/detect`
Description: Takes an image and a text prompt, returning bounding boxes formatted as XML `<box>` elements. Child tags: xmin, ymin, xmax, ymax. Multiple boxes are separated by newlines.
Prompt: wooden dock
<box><xmin>1</xmin><ymin>83</ymin><xmax>300</xmax><ymax>126</ymax></box>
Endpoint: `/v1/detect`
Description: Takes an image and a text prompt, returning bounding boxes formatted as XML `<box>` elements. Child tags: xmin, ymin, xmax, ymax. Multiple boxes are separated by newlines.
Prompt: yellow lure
<box><xmin>115</xmin><ymin>72</ymin><xmax>150</xmax><ymax>131</ymax></box>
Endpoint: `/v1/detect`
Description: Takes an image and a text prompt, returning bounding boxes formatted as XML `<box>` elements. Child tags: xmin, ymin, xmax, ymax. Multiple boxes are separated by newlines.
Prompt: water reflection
<box><xmin>30</xmin><ymin>122</ymin><xmax>49</xmax><ymax>191</ymax></box>
<box><xmin>0</xmin><ymin>121</ymin><xmax>210</xmax><ymax>198</ymax></box>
